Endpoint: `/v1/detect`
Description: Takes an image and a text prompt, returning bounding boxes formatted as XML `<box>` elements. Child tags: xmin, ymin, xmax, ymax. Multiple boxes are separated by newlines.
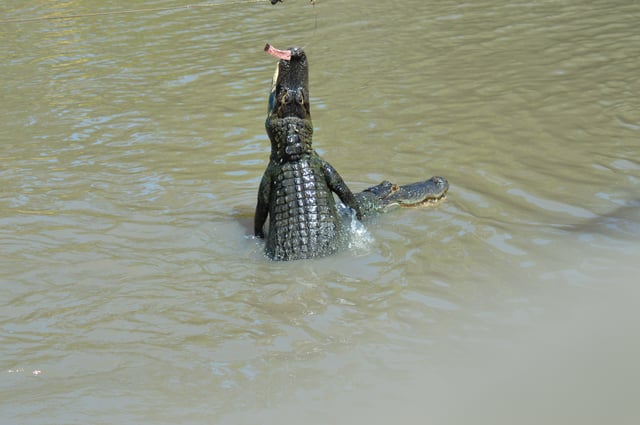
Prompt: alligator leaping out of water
<box><xmin>254</xmin><ymin>44</ymin><xmax>448</xmax><ymax>261</ymax></box>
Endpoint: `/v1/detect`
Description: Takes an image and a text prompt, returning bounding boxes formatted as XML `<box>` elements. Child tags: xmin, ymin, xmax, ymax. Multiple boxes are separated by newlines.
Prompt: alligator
<box><xmin>254</xmin><ymin>44</ymin><xmax>448</xmax><ymax>260</ymax></box>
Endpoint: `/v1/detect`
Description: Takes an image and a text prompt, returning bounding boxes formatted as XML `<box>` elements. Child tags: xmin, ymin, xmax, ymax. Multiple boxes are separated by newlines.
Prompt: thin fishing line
<box><xmin>0</xmin><ymin>0</ymin><xmax>270</xmax><ymax>24</ymax></box>
<box><xmin>301</xmin><ymin>1</ymin><xmax>318</xmax><ymax>50</ymax></box>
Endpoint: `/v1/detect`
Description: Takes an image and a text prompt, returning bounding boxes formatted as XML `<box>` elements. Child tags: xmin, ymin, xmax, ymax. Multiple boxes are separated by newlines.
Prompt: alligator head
<box><xmin>264</xmin><ymin>44</ymin><xmax>313</xmax><ymax>163</ymax></box>
<box><xmin>265</xmin><ymin>44</ymin><xmax>310</xmax><ymax>121</ymax></box>
<box><xmin>355</xmin><ymin>176</ymin><xmax>449</xmax><ymax>217</ymax></box>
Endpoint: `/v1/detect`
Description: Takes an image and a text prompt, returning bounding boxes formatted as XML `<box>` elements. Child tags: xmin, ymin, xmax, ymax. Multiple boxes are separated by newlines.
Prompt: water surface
<box><xmin>2</xmin><ymin>1</ymin><xmax>639</xmax><ymax>424</ymax></box>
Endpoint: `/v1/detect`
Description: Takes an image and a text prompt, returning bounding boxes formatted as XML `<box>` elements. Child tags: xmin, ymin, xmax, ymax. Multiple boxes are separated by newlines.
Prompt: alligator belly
<box><xmin>266</xmin><ymin>160</ymin><xmax>343</xmax><ymax>261</ymax></box>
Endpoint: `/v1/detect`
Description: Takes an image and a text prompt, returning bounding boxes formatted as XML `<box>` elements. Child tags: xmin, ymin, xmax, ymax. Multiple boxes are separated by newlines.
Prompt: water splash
<box><xmin>338</xmin><ymin>202</ymin><xmax>374</xmax><ymax>254</ymax></box>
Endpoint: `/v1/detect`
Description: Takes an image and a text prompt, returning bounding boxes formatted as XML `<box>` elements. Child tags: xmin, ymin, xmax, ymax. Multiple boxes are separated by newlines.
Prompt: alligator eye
<box><xmin>296</xmin><ymin>89</ymin><xmax>304</xmax><ymax>105</ymax></box>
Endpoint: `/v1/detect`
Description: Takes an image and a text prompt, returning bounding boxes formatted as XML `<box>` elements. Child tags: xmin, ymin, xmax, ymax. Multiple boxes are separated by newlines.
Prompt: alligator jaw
<box><xmin>391</xmin><ymin>176</ymin><xmax>449</xmax><ymax>208</ymax></box>
<box><xmin>399</xmin><ymin>193</ymin><xmax>447</xmax><ymax>208</ymax></box>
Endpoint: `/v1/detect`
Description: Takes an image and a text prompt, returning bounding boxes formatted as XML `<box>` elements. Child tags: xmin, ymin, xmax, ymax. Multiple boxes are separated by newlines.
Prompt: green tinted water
<box><xmin>2</xmin><ymin>1</ymin><xmax>639</xmax><ymax>423</ymax></box>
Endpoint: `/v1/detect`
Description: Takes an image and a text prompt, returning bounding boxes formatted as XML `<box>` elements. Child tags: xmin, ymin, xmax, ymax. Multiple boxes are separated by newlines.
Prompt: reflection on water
<box><xmin>1</xmin><ymin>0</ymin><xmax>639</xmax><ymax>423</ymax></box>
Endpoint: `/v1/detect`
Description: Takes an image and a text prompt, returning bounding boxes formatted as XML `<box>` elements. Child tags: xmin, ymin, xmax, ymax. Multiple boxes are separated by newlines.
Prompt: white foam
<box><xmin>338</xmin><ymin>203</ymin><xmax>374</xmax><ymax>254</ymax></box>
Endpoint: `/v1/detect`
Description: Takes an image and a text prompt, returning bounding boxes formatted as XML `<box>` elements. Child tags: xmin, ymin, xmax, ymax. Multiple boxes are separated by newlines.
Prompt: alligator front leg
<box><xmin>254</xmin><ymin>164</ymin><xmax>274</xmax><ymax>239</ymax></box>
<box><xmin>320</xmin><ymin>159</ymin><xmax>363</xmax><ymax>220</ymax></box>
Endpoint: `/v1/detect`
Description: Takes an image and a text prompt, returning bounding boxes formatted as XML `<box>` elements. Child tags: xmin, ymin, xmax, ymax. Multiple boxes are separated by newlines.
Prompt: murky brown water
<box><xmin>2</xmin><ymin>1</ymin><xmax>639</xmax><ymax>424</ymax></box>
